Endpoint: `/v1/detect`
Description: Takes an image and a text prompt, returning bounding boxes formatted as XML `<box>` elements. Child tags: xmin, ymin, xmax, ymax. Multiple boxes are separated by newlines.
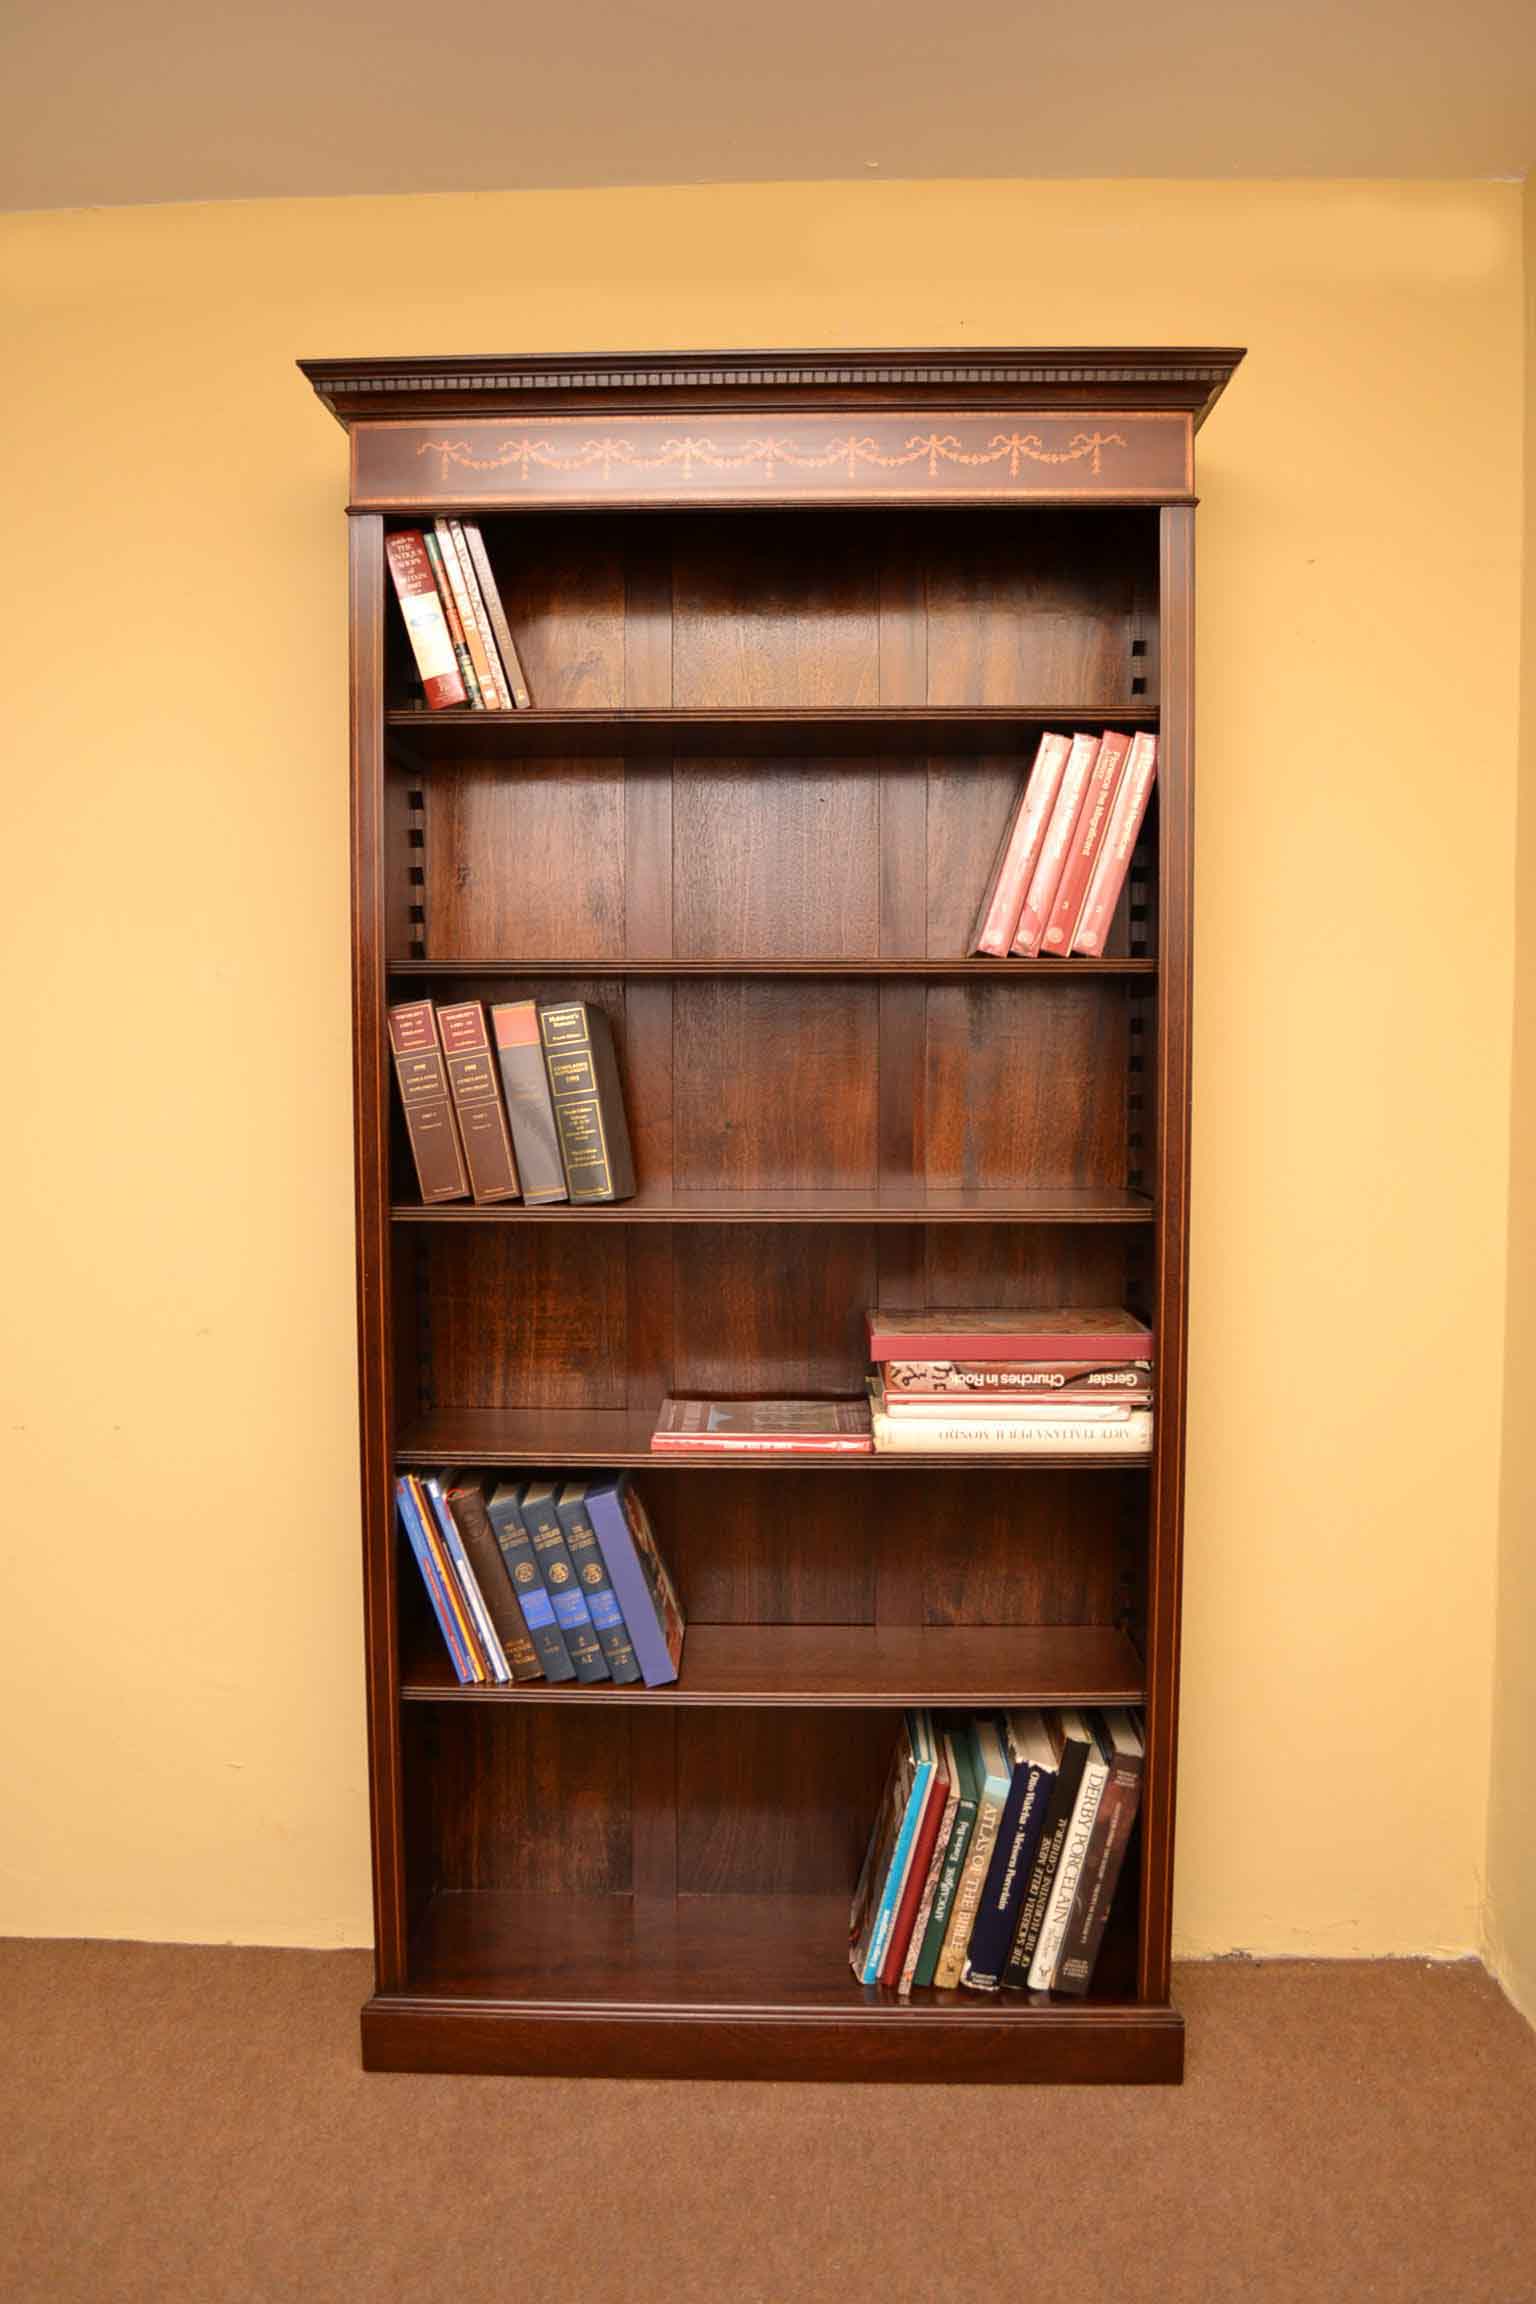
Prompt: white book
<box><xmin>1028</xmin><ymin>1721</ymin><xmax>1112</xmax><ymax>1990</ymax></box>
<box><xmin>867</xmin><ymin>1381</ymin><xmax>1152</xmax><ymax>1456</ymax></box>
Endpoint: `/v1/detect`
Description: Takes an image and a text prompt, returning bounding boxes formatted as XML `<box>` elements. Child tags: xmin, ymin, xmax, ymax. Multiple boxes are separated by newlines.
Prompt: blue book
<box><xmin>517</xmin><ymin>1480</ymin><xmax>608</xmax><ymax>1682</ymax></box>
<box><xmin>395</xmin><ymin>1475</ymin><xmax>476</xmax><ymax>1685</ymax></box>
<box><xmin>486</xmin><ymin>1483</ymin><xmax>575</xmax><ymax>1683</ymax></box>
<box><xmin>962</xmin><ymin>1710</ymin><xmax>1059</xmax><ymax>1990</ymax></box>
<box><xmin>422</xmin><ymin>1474</ymin><xmax>512</xmax><ymax>1686</ymax></box>
<box><xmin>850</xmin><ymin>1711</ymin><xmax>938</xmax><ymax>1987</ymax></box>
<box><xmin>585</xmin><ymin>1474</ymin><xmax>685</xmax><ymax>1687</ymax></box>
<box><xmin>557</xmin><ymin>1483</ymin><xmax>642</xmax><ymax>1683</ymax></box>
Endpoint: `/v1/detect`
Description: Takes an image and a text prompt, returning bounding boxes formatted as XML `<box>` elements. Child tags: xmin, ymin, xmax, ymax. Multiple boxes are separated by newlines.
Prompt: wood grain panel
<box><xmin>672</xmin><ymin>763</ymin><xmax>880</xmax><ymax>958</ymax></box>
<box><xmin>648</xmin><ymin>1469</ymin><xmax>879</xmax><ymax>1625</ymax></box>
<box><xmin>676</xmin><ymin>1711</ymin><xmax>894</xmax><ymax>1896</ymax></box>
<box><xmin>426</xmin><ymin>1708</ymin><xmax>633</xmax><ymax>1895</ymax></box>
<box><xmin>924</xmin><ymin>983</ymin><xmax>1129</xmax><ymax>1190</ymax></box>
<box><xmin>925</xmin><ymin>759</ymin><xmax>1033</xmax><ymax>957</ymax></box>
<box><xmin>922</xmin><ymin>511</ymin><xmax>1156</xmax><ymax>706</ymax></box>
<box><xmin>897</xmin><ymin>1470</ymin><xmax>1127</xmax><ymax>1626</ymax></box>
<box><xmin>672</xmin><ymin>517</ymin><xmax>880</xmax><ymax>707</ymax></box>
<box><xmin>422</xmin><ymin>1226</ymin><xmax>628</xmax><ymax>1408</ymax></box>
<box><xmin>486</xmin><ymin>522</ymin><xmax>626</xmax><ymax>707</ymax></box>
<box><xmin>668</xmin><ymin>1226</ymin><xmax>876</xmax><ymax>1395</ymax></box>
<box><xmin>920</xmin><ymin>1222</ymin><xmax>1131</xmax><ymax>1309</ymax></box>
<box><xmin>423</xmin><ymin>762</ymin><xmax>625</xmax><ymax>959</ymax></box>
<box><xmin>673</xmin><ymin>982</ymin><xmax>879</xmax><ymax>1189</ymax></box>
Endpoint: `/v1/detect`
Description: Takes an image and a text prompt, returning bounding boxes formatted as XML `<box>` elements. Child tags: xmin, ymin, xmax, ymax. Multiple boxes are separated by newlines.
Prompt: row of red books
<box><xmin>969</xmin><ymin>729</ymin><xmax>1158</xmax><ymax>959</ymax></box>
<box><xmin>385</xmin><ymin>520</ymin><xmax>534</xmax><ymax>710</ymax></box>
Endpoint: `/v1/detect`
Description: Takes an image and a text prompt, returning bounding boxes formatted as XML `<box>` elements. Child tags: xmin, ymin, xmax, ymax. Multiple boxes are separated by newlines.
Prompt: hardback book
<box><xmin>440</xmin><ymin>1473</ymin><xmax>541</xmax><ymax>1681</ymax></box>
<box><xmin>556</xmin><ymin>1483</ymin><xmax>642</xmax><ymax>1684</ymax></box>
<box><xmin>961</xmin><ymin>1711</ymin><xmax>1060</xmax><ymax>1991</ymax></box>
<box><xmin>448</xmin><ymin>518</ymin><xmax>511</xmax><ymax>710</ymax></box>
<box><xmin>461</xmin><ymin>522</ymin><xmax>534</xmax><ymax>709</ymax></box>
<box><xmin>517</xmin><ymin>1480</ymin><xmax>609</xmax><ymax>1682</ymax></box>
<box><xmin>866</xmin><ymin>1308</ymin><xmax>1152</xmax><ymax>1364</ymax></box>
<box><xmin>1042</xmin><ymin>728</ymin><xmax>1131</xmax><ymax>954</ymax></box>
<box><xmin>1053</xmin><ymin>1709</ymin><xmax>1145</xmax><ymax>1996</ymax></box>
<box><xmin>879</xmin><ymin>1359</ymin><xmax>1154</xmax><ymax>1404</ymax></box>
<box><xmin>383</xmin><ymin>529</ymin><xmax>467</xmax><ymax>711</ymax></box>
<box><xmin>405</xmin><ymin>1473</ymin><xmax>486</xmax><ymax>1682</ymax></box>
<box><xmin>879</xmin><ymin>1725</ymin><xmax>951</xmax><ymax>1989</ymax></box>
<box><xmin>1003</xmin><ymin>1709</ymin><xmax>1095</xmax><ymax>1990</ymax></box>
<box><xmin>537</xmin><ymin>1001</ymin><xmax>636</xmax><ymax>1203</ymax></box>
<box><xmin>485</xmin><ymin>1483</ymin><xmax>576</xmax><ymax>1683</ymax></box>
<box><xmin>651</xmin><ymin>1397</ymin><xmax>873</xmax><ymax>1454</ymax></box>
<box><xmin>420</xmin><ymin>526</ymin><xmax>482</xmax><ymax>707</ymax></box>
<box><xmin>1028</xmin><ymin>1715</ymin><xmax>1114</xmax><ymax>1990</ymax></box>
<box><xmin>489</xmin><ymin>1000</ymin><xmax>568</xmax><ymax>1204</ymax></box>
<box><xmin>1072</xmin><ymin>732</ymin><xmax>1158</xmax><ymax>956</ymax></box>
<box><xmin>874</xmin><ymin>1374</ymin><xmax>1154</xmax><ymax>1416</ymax></box>
<box><xmin>387</xmin><ymin>1000</ymin><xmax>470</xmax><ymax>1204</ymax></box>
<box><xmin>849</xmin><ymin>1712</ymin><xmax>939</xmax><ymax>1987</ymax></box>
<box><xmin>436</xmin><ymin>1001</ymin><xmax>521</xmax><ymax>1204</ymax></box>
<box><xmin>899</xmin><ymin>1727</ymin><xmax>964</xmax><ymax>1997</ymax></box>
<box><xmin>912</xmin><ymin>1725</ymin><xmax>981</xmax><ymax>1990</ymax></box>
<box><xmin>585</xmin><ymin>1474</ymin><xmax>686</xmax><ymax>1687</ymax></box>
<box><xmin>868</xmin><ymin>1380</ymin><xmax>1152</xmax><ymax>1456</ymax></box>
<box><xmin>432</xmin><ymin>518</ymin><xmax>505</xmax><ymax>709</ymax></box>
<box><xmin>420</xmin><ymin>1474</ymin><xmax>513</xmax><ymax>1686</ymax></box>
<box><xmin>933</xmin><ymin>1715</ymin><xmax>1011</xmax><ymax>1990</ymax></box>
<box><xmin>394</xmin><ymin>1475</ymin><xmax>478</xmax><ymax>1685</ymax></box>
<box><xmin>1011</xmin><ymin>730</ymin><xmax>1100</xmax><ymax>956</ymax></box>
<box><xmin>968</xmin><ymin>731</ymin><xmax>1071</xmax><ymax>957</ymax></box>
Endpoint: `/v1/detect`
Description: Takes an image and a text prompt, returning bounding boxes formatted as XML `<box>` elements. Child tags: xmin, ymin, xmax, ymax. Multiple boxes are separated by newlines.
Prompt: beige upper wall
<box><xmin>0</xmin><ymin>179</ymin><xmax>1523</xmax><ymax>1954</ymax></box>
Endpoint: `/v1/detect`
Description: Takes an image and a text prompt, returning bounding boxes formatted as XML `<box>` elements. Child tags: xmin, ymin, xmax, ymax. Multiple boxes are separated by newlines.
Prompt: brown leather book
<box><xmin>538</xmin><ymin>1000</ymin><xmax>636</xmax><ymax>1202</ymax></box>
<box><xmin>442</xmin><ymin>1474</ymin><xmax>543</xmax><ymax>1681</ymax></box>
<box><xmin>387</xmin><ymin>1001</ymin><xmax>470</xmax><ymax>1203</ymax></box>
<box><xmin>490</xmin><ymin>1000</ymin><xmax>567</xmax><ymax>1203</ymax></box>
<box><xmin>436</xmin><ymin>1001</ymin><xmax>520</xmax><ymax>1202</ymax></box>
<box><xmin>461</xmin><ymin>522</ymin><xmax>534</xmax><ymax>709</ymax></box>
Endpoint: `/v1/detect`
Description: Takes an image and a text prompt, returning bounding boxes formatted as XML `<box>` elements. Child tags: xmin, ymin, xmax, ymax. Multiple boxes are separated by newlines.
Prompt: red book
<box><xmin>865</xmin><ymin>1308</ymin><xmax>1152</xmax><ymax>1364</ymax></box>
<box><xmin>384</xmin><ymin>531</ymin><xmax>467</xmax><ymax>711</ymax></box>
<box><xmin>651</xmin><ymin>1397</ymin><xmax>873</xmax><ymax>1454</ymax></box>
<box><xmin>968</xmin><ymin>732</ymin><xmax>1071</xmax><ymax>957</ymax></box>
<box><xmin>1011</xmin><ymin>732</ymin><xmax>1100</xmax><ymax>957</ymax></box>
<box><xmin>1073</xmin><ymin>733</ymin><xmax>1158</xmax><ymax>955</ymax></box>
<box><xmin>880</xmin><ymin>1739</ymin><xmax>952</xmax><ymax>1989</ymax></box>
<box><xmin>1041</xmin><ymin>729</ymin><xmax>1131</xmax><ymax>954</ymax></box>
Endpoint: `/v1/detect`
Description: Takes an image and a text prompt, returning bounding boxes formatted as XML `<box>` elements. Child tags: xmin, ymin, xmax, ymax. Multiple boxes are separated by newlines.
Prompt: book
<box><xmin>405</xmin><ymin>1473</ymin><xmax>486</xmax><ymax>1682</ymax></box>
<box><xmin>849</xmin><ymin>1712</ymin><xmax>938</xmax><ymax>1987</ymax></box>
<box><xmin>394</xmin><ymin>1475</ymin><xmax>478</xmax><ymax>1685</ymax></box>
<box><xmin>585</xmin><ymin>1474</ymin><xmax>686</xmax><ymax>1687</ymax></box>
<box><xmin>448</xmin><ymin>518</ymin><xmax>511</xmax><ymax>711</ymax></box>
<box><xmin>874</xmin><ymin>1375</ymin><xmax>1154</xmax><ymax>1416</ymax></box>
<box><xmin>1053</xmin><ymin>1710</ymin><xmax>1145</xmax><ymax>1995</ymax></box>
<box><xmin>421</xmin><ymin>1475</ymin><xmax>512</xmax><ymax>1686</ymax></box>
<box><xmin>537</xmin><ymin>1001</ymin><xmax>636</xmax><ymax>1203</ymax></box>
<box><xmin>556</xmin><ymin>1483</ymin><xmax>642</xmax><ymax>1684</ymax></box>
<box><xmin>968</xmin><ymin>731</ymin><xmax>1071</xmax><ymax>956</ymax></box>
<box><xmin>1042</xmin><ymin>728</ymin><xmax>1131</xmax><ymax>954</ymax></box>
<box><xmin>933</xmin><ymin>1716</ymin><xmax>1011</xmax><ymax>1989</ymax></box>
<box><xmin>420</xmin><ymin>526</ymin><xmax>482</xmax><ymax>707</ymax></box>
<box><xmin>961</xmin><ymin>1711</ymin><xmax>1060</xmax><ymax>1990</ymax></box>
<box><xmin>1011</xmin><ymin>730</ymin><xmax>1100</xmax><ymax>956</ymax></box>
<box><xmin>436</xmin><ymin>1001</ymin><xmax>520</xmax><ymax>1203</ymax></box>
<box><xmin>651</xmin><ymin>1397</ymin><xmax>873</xmax><ymax>1454</ymax></box>
<box><xmin>879</xmin><ymin>1359</ymin><xmax>1154</xmax><ymax>1404</ymax></box>
<box><xmin>899</xmin><ymin>1727</ymin><xmax>964</xmax><ymax>1997</ymax></box>
<box><xmin>1072</xmin><ymin>732</ymin><xmax>1157</xmax><ymax>955</ymax></box>
<box><xmin>440</xmin><ymin>1473</ymin><xmax>541</xmax><ymax>1681</ymax></box>
<box><xmin>461</xmin><ymin>522</ymin><xmax>534</xmax><ymax>709</ymax></box>
<box><xmin>489</xmin><ymin>1000</ymin><xmax>567</xmax><ymax>1204</ymax></box>
<box><xmin>866</xmin><ymin>1308</ymin><xmax>1152</xmax><ymax>1364</ymax></box>
<box><xmin>485</xmin><ymin>1483</ymin><xmax>576</xmax><ymax>1683</ymax></box>
<box><xmin>433</xmin><ymin>518</ymin><xmax>505</xmax><ymax>709</ymax></box>
<box><xmin>1028</xmin><ymin>1714</ymin><xmax>1114</xmax><ymax>1990</ymax></box>
<box><xmin>912</xmin><ymin>1725</ymin><xmax>981</xmax><ymax>1990</ymax></box>
<box><xmin>880</xmin><ymin>1726</ymin><xmax>951</xmax><ymax>1989</ymax></box>
<box><xmin>387</xmin><ymin>1000</ymin><xmax>469</xmax><ymax>1204</ymax></box>
<box><xmin>868</xmin><ymin>1380</ymin><xmax>1152</xmax><ymax>1455</ymax></box>
<box><xmin>1003</xmin><ymin>1709</ymin><xmax>1095</xmax><ymax>1989</ymax></box>
<box><xmin>516</xmin><ymin>1480</ymin><xmax>609</xmax><ymax>1682</ymax></box>
<box><xmin>383</xmin><ymin>529</ymin><xmax>467</xmax><ymax>711</ymax></box>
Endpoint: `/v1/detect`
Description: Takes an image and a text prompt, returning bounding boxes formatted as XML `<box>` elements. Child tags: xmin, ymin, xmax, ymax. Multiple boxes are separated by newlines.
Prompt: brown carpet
<box><xmin>2</xmin><ymin>1943</ymin><xmax>1534</xmax><ymax>2304</ymax></box>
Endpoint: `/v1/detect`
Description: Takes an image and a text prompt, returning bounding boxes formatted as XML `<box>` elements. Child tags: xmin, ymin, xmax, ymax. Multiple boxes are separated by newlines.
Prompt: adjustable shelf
<box><xmin>390</xmin><ymin>1185</ymin><xmax>1155</xmax><ymax>1225</ymax></box>
<box><xmin>386</xmin><ymin>956</ymin><xmax>1159</xmax><ymax>978</ymax></box>
<box><xmin>384</xmin><ymin>703</ymin><xmax>1160</xmax><ymax>759</ymax></box>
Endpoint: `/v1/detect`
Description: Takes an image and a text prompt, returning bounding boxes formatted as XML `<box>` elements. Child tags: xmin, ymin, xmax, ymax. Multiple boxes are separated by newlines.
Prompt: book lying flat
<box><xmin>868</xmin><ymin>1381</ymin><xmax>1152</xmax><ymax>1455</ymax></box>
<box><xmin>874</xmin><ymin>1374</ymin><xmax>1154</xmax><ymax>1415</ymax></box>
<box><xmin>865</xmin><ymin>1307</ymin><xmax>1152</xmax><ymax>1364</ymax></box>
<box><xmin>652</xmin><ymin>1397</ymin><xmax>874</xmax><ymax>1453</ymax></box>
<box><xmin>879</xmin><ymin>1359</ymin><xmax>1154</xmax><ymax>1404</ymax></box>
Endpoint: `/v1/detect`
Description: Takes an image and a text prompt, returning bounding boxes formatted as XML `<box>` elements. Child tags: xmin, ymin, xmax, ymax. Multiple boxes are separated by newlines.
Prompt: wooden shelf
<box><xmin>386</xmin><ymin>954</ymin><xmax>1157</xmax><ymax>978</ymax></box>
<box><xmin>401</xmin><ymin>1621</ymin><xmax>1145</xmax><ymax>1707</ymax></box>
<box><xmin>391</xmin><ymin>1185</ymin><xmax>1155</xmax><ymax>1226</ymax></box>
<box><xmin>384</xmin><ymin>704</ymin><xmax>1159</xmax><ymax>759</ymax></box>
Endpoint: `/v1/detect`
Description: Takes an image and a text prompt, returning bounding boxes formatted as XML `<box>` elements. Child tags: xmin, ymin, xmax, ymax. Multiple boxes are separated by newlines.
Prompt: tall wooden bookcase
<box><xmin>302</xmin><ymin>347</ymin><xmax>1241</xmax><ymax>2083</ymax></box>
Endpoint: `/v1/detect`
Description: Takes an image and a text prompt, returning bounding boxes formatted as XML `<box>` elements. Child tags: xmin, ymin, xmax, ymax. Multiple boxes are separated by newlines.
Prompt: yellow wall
<box><xmin>0</xmin><ymin>180</ymin><xmax>1524</xmax><ymax>1955</ymax></box>
<box><xmin>1487</xmin><ymin>172</ymin><xmax>1536</xmax><ymax>2023</ymax></box>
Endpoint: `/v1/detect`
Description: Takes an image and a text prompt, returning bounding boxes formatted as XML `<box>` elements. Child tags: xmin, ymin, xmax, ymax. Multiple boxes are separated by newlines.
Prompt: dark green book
<box><xmin>517</xmin><ymin>1479</ymin><xmax>608</xmax><ymax>1682</ymax></box>
<box><xmin>556</xmin><ymin>1482</ymin><xmax>641</xmax><ymax>1684</ymax></box>
<box><xmin>537</xmin><ymin>1000</ymin><xmax>635</xmax><ymax>1203</ymax></box>
<box><xmin>911</xmin><ymin>1722</ymin><xmax>980</xmax><ymax>1989</ymax></box>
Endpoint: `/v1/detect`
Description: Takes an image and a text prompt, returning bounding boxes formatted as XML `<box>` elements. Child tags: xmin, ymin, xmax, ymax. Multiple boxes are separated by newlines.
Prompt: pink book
<box><xmin>1011</xmin><ymin>733</ymin><xmax>1100</xmax><ymax>957</ymax></box>
<box><xmin>1072</xmin><ymin>733</ymin><xmax>1158</xmax><ymax>955</ymax></box>
<box><xmin>1041</xmin><ymin>729</ymin><xmax>1132</xmax><ymax>955</ymax></box>
<box><xmin>968</xmin><ymin>732</ymin><xmax>1071</xmax><ymax>957</ymax></box>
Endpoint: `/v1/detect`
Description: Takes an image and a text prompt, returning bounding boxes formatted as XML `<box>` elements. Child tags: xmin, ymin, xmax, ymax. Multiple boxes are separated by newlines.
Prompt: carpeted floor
<box><xmin>2</xmin><ymin>1942</ymin><xmax>1534</xmax><ymax>2303</ymax></box>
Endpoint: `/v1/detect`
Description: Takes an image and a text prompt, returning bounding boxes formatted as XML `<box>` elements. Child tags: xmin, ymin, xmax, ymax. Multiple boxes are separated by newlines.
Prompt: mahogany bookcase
<box><xmin>301</xmin><ymin>347</ymin><xmax>1242</xmax><ymax>2082</ymax></box>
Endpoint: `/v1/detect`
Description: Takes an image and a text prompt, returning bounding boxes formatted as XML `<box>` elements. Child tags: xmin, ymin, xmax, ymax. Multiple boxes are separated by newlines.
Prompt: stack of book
<box><xmin>865</xmin><ymin>1308</ymin><xmax>1154</xmax><ymax>1455</ymax></box>
<box><xmin>970</xmin><ymin>727</ymin><xmax>1158</xmax><ymax>958</ymax></box>
<box><xmin>851</xmin><ymin>1708</ymin><xmax>1144</xmax><ymax>1998</ymax></box>
<box><xmin>385</xmin><ymin>522</ymin><xmax>534</xmax><ymax>710</ymax></box>
<box><xmin>388</xmin><ymin>996</ymin><xmax>634</xmax><ymax>1207</ymax></box>
<box><xmin>396</xmin><ymin>1470</ymin><xmax>684</xmax><ymax>1688</ymax></box>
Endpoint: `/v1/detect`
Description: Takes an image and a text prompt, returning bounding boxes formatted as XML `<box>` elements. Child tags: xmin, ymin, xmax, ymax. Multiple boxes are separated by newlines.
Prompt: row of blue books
<box><xmin>395</xmin><ymin>1470</ymin><xmax>685</xmax><ymax>1689</ymax></box>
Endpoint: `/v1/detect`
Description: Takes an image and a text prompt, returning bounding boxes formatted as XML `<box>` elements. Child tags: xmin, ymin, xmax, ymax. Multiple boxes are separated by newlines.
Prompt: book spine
<box><xmin>448</xmin><ymin>517</ymin><xmax>512</xmax><ymax>710</ymax></box>
<box><xmin>490</xmin><ymin>1001</ymin><xmax>568</xmax><ymax>1203</ymax></box>
<box><xmin>406</xmin><ymin>1474</ymin><xmax>485</xmax><ymax>1682</ymax></box>
<box><xmin>420</xmin><ymin>527</ymin><xmax>482</xmax><ymax>707</ymax></box>
<box><xmin>421</xmin><ymin>1477</ymin><xmax>511</xmax><ymax>1684</ymax></box>
<box><xmin>461</xmin><ymin>521</ymin><xmax>534</xmax><ymax>708</ymax></box>
<box><xmin>870</xmin><ymin>1406</ymin><xmax>1152</xmax><ymax>1454</ymax></box>
<box><xmin>1028</xmin><ymin>1755</ymin><xmax>1111</xmax><ymax>1989</ymax></box>
<box><xmin>395</xmin><ymin>1477</ymin><xmax>477</xmax><ymax>1684</ymax></box>
<box><xmin>969</xmin><ymin>732</ymin><xmax>1071</xmax><ymax>956</ymax></box>
<box><xmin>881</xmin><ymin>1360</ymin><xmax>1153</xmax><ymax>1399</ymax></box>
<box><xmin>880</xmin><ymin>1750</ymin><xmax>948</xmax><ymax>1989</ymax></box>
<box><xmin>962</xmin><ymin>1759</ymin><xmax>1054</xmax><ymax>1991</ymax></box>
<box><xmin>433</xmin><ymin>519</ymin><xmax>505</xmax><ymax>709</ymax></box>
<box><xmin>1053</xmin><ymin>1750</ymin><xmax>1145</xmax><ymax>1996</ymax></box>
<box><xmin>1011</xmin><ymin>732</ymin><xmax>1099</xmax><ymax>956</ymax></box>
<box><xmin>519</xmin><ymin>1489</ymin><xmax>608</xmax><ymax>1682</ymax></box>
<box><xmin>387</xmin><ymin>1001</ymin><xmax>469</xmax><ymax>1204</ymax></box>
<box><xmin>649</xmin><ymin>1431</ymin><xmax>872</xmax><ymax>1455</ymax></box>
<box><xmin>861</xmin><ymin>1739</ymin><xmax>932</xmax><ymax>1986</ymax></box>
<box><xmin>899</xmin><ymin>1765</ymin><xmax>960</xmax><ymax>1997</ymax></box>
<box><xmin>934</xmin><ymin>1775</ymin><xmax>1008</xmax><ymax>1989</ymax></box>
<box><xmin>913</xmin><ymin>1790</ymin><xmax>976</xmax><ymax>1990</ymax></box>
<box><xmin>585</xmin><ymin>1479</ymin><xmax>684</xmax><ymax>1687</ymax></box>
<box><xmin>443</xmin><ymin>1478</ymin><xmax>541</xmax><ymax>1681</ymax></box>
<box><xmin>1003</xmin><ymin>1736</ymin><xmax>1089</xmax><ymax>1988</ymax></box>
<box><xmin>485</xmin><ymin>1488</ymin><xmax>575</xmax><ymax>1683</ymax></box>
<box><xmin>436</xmin><ymin>1002</ymin><xmax>520</xmax><ymax>1203</ymax></box>
<box><xmin>556</xmin><ymin>1489</ymin><xmax>641</xmax><ymax>1684</ymax></box>
<box><xmin>538</xmin><ymin>1002</ymin><xmax>635</xmax><ymax>1203</ymax></box>
<box><xmin>1042</xmin><ymin>730</ymin><xmax>1131</xmax><ymax>954</ymax></box>
<box><xmin>1073</xmin><ymin>733</ymin><xmax>1158</xmax><ymax>955</ymax></box>
<box><xmin>383</xmin><ymin>530</ymin><xmax>467</xmax><ymax>711</ymax></box>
